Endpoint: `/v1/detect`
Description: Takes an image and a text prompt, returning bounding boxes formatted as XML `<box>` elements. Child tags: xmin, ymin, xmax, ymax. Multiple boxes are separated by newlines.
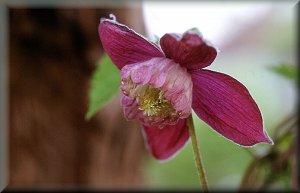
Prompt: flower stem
<box><xmin>187</xmin><ymin>115</ymin><xmax>209</xmax><ymax>192</ymax></box>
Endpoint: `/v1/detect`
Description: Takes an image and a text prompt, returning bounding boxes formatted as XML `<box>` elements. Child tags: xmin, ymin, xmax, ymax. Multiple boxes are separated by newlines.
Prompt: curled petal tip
<box><xmin>247</xmin><ymin>133</ymin><xmax>274</xmax><ymax>147</ymax></box>
<box><xmin>263</xmin><ymin>133</ymin><xmax>274</xmax><ymax>145</ymax></box>
<box><xmin>267</xmin><ymin>139</ymin><xmax>274</xmax><ymax>145</ymax></box>
<box><xmin>100</xmin><ymin>13</ymin><xmax>117</xmax><ymax>23</ymax></box>
<box><xmin>247</xmin><ymin>129</ymin><xmax>274</xmax><ymax>147</ymax></box>
<box><xmin>254</xmin><ymin>129</ymin><xmax>274</xmax><ymax>146</ymax></box>
<box><xmin>109</xmin><ymin>13</ymin><xmax>116</xmax><ymax>21</ymax></box>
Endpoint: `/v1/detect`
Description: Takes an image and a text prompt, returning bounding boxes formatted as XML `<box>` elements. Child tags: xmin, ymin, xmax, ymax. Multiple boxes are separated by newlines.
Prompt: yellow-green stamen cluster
<box><xmin>138</xmin><ymin>85</ymin><xmax>176</xmax><ymax>118</ymax></box>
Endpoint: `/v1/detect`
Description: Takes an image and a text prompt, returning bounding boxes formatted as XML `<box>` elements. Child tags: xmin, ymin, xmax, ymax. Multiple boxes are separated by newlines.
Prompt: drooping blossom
<box><xmin>98</xmin><ymin>16</ymin><xmax>273</xmax><ymax>160</ymax></box>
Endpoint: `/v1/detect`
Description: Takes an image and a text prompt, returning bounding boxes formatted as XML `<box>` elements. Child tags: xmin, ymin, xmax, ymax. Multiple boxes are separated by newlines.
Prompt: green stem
<box><xmin>187</xmin><ymin>115</ymin><xmax>209</xmax><ymax>192</ymax></box>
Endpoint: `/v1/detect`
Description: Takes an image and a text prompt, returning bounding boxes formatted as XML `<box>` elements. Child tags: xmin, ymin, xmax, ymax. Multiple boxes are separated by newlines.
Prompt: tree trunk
<box><xmin>9</xmin><ymin>7</ymin><xmax>147</xmax><ymax>188</ymax></box>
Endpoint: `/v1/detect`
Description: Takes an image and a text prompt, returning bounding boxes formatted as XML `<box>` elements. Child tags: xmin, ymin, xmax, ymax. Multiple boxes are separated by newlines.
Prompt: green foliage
<box><xmin>86</xmin><ymin>54</ymin><xmax>120</xmax><ymax>120</ymax></box>
<box><xmin>269</xmin><ymin>63</ymin><xmax>298</xmax><ymax>84</ymax></box>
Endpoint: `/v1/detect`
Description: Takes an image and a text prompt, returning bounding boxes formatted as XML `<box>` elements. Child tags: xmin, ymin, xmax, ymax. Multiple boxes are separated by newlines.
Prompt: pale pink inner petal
<box><xmin>121</xmin><ymin>96</ymin><xmax>143</xmax><ymax>120</ymax></box>
<box><xmin>120</xmin><ymin>57</ymin><xmax>193</xmax><ymax>127</ymax></box>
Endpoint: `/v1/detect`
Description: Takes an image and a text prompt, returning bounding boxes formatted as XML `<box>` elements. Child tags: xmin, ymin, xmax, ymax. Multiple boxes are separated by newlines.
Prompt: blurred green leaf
<box><xmin>86</xmin><ymin>54</ymin><xmax>120</xmax><ymax>120</ymax></box>
<box><xmin>269</xmin><ymin>63</ymin><xmax>298</xmax><ymax>84</ymax></box>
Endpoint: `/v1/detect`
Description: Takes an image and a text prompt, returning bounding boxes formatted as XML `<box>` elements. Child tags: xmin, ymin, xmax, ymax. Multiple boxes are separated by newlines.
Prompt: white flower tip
<box><xmin>109</xmin><ymin>13</ymin><xmax>116</xmax><ymax>21</ymax></box>
<box><xmin>100</xmin><ymin>14</ymin><xmax>117</xmax><ymax>24</ymax></box>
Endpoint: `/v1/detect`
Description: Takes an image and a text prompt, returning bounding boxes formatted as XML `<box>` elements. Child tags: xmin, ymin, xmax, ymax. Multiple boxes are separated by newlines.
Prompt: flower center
<box><xmin>121</xmin><ymin>79</ymin><xmax>177</xmax><ymax>120</ymax></box>
<box><xmin>138</xmin><ymin>85</ymin><xmax>177</xmax><ymax>118</ymax></box>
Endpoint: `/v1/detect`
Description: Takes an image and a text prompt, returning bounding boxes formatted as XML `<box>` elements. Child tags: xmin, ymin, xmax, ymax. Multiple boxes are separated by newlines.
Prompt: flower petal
<box><xmin>191</xmin><ymin>69</ymin><xmax>273</xmax><ymax>146</ymax></box>
<box><xmin>160</xmin><ymin>30</ymin><xmax>217</xmax><ymax>70</ymax></box>
<box><xmin>142</xmin><ymin>119</ymin><xmax>189</xmax><ymax>160</ymax></box>
<box><xmin>98</xmin><ymin>17</ymin><xmax>164</xmax><ymax>69</ymax></box>
<box><xmin>120</xmin><ymin>57</ymin><xmax>193</xmax><ymax>126</ymax></box>
<box><xmin>121</xmin><ymin>95</ymin><xmax>144</xmax><ymax>120</ymax></box>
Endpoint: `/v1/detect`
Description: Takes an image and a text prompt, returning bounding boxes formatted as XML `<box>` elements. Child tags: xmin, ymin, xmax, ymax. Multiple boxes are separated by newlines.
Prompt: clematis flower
<box><xmin>98</xmin><ymin>16</ymin><xmax>273</xmax><ymax>160</ymax></box>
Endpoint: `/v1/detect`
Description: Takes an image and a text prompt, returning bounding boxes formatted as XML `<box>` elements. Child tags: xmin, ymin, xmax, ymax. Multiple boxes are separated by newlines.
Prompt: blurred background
<box><xmin>0</xmin><ymin>0</ymin><xmax>298</xmax><ymax>191</ymax></box>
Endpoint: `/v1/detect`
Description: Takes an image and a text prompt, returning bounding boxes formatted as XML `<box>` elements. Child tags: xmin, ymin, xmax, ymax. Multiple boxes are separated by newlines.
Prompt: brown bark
<box><xmin>9</xmin><ymin>7</ymin><xmax>147</xmax><ymax>188</ymax></box>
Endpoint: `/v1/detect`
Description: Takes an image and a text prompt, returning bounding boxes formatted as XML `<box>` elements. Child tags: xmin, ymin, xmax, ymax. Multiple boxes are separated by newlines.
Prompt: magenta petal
<box><xmin>99</xmin><ymin>18</ymin><xmax>164</xmax><ymax>69</ymax></box>
<box><xmin>142</xmin><ymin>119</ymin><xmax>190</xmax><ymax>160</ymax></box>
<box><xmin>160</xmin><ymin>30</ymin><xmax>217</xmax><ymax>70</ymax></box>
<box><xmin>191</xmin><ymin>69</ymin><xmax>273</xmax><ymax>146</ymax></box>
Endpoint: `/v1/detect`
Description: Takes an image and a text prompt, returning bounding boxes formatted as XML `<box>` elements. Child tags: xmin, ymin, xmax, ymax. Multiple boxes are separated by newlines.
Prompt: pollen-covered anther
<box><xmin>138</xmin><ymin>86</ymin><xmax>177</xmax><ymax>118</ymax></box>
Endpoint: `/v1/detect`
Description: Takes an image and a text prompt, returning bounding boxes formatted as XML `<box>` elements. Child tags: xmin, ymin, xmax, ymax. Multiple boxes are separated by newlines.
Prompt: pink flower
<box><xmin>98</xmin><ymin>16</ymin><xmax>273</xmax><ymax>160</ymax></box>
